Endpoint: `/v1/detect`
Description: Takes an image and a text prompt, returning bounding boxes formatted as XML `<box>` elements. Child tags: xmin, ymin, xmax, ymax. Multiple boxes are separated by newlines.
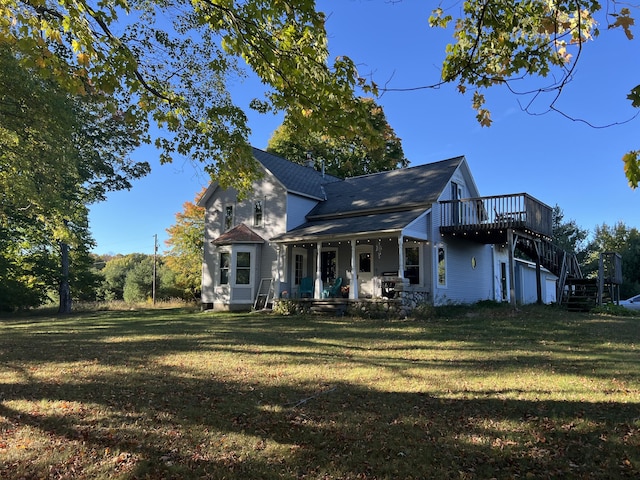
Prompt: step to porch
<box><xmin>307</xmin><ymin>299</ymin><xmax>349</xmax><ymax>315</ymax></box>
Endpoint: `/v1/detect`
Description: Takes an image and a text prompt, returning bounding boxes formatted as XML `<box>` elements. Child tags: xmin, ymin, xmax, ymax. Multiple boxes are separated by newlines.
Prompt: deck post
<box><xmin>507</xmin><ymin>229</ymin><xmax>516</xmax><ymax>307</ymax></box>
<box><xmin>534</xmin><ymin>241</ymin><xmax>542</xmax><ymax>304</ymax></box>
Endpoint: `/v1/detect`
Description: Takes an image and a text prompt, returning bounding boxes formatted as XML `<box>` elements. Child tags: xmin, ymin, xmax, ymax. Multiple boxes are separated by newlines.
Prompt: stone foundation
<box><xmin>273</xmin><ymin>287</ymin><xmax>431</xmax><ymax>319</ymax></box>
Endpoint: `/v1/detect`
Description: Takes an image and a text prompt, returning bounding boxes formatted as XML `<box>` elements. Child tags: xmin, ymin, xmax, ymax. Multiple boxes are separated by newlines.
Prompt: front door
<box><xmin>356</xmin><ymin>244</ymin><xmax>374</xmax><ymax>297</ymax></box>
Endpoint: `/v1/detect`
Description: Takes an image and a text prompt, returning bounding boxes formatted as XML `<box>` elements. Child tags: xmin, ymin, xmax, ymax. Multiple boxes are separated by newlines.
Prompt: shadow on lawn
<box><xmin>1</xmin><ymin>309</ymin><xmax>639</xmax><ymax>478</ymax></box>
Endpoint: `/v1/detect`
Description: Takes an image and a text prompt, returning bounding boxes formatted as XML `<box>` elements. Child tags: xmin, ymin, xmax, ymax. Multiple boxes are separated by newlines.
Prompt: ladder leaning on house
<box><xmin>253</xmin><ymin>278</ymin><xmax>274</xmax><ymax>310</ymax></box>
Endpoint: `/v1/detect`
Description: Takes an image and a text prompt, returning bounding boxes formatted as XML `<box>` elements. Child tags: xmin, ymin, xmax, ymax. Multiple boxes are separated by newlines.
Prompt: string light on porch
<box><xmin>376</xmin><ymin>238</ymin><xmax>382</xmax><ymax>259</ymax></box>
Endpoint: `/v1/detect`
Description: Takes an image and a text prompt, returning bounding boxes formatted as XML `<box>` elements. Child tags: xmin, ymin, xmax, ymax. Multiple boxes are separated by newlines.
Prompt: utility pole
<box><xmin>153</xmin><ymin>234</ymin><xmax>157</xmax><ymax>305</ymax></box>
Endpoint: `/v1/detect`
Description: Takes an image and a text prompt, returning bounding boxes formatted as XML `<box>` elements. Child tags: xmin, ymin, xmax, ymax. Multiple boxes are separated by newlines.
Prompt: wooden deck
<box><xmin>439</xmin><ymin>193</ymin><xmax>553</xmax><ymax>243</ymax></box>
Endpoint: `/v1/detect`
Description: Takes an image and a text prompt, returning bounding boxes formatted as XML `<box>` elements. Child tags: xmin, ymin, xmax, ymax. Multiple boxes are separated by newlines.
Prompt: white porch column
<box><xmin>274</xmin><ymin>244</ymin><xmax>282</xmax><ymax>299</ymax></box>
<box><xmin>398</xmin><ymin>235</ymin><xmax>405</xmax><ymax>280</ymax></box>
<box><xmin>350</xmin><ymin>239</ymin><xmax>359</xmax><ymax>299</ymax></box>
<box><xmin>314</xmin><ymin>242</ymin><xmax>323</xmax><ymax>299</ymax></box>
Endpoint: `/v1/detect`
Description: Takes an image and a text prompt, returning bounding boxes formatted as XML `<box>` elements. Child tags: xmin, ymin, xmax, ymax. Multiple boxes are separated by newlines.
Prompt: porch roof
<box><xmin>271</xmin><ymin>208</ymin><xmax>427</xmax><ymax>243</ymax></box>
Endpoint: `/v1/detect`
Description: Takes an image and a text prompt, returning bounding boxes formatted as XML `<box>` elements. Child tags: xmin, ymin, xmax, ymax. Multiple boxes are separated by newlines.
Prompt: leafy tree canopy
<box><xmin>584</xmin><ymin>222</ymin><xmax>640</xmax><ymax>298</ymax></box>
<box><xmin>0</xmin><ymin>45</ymin><xmax>148</xmax><ymax>310</ymax></box>
<box><xmin>1</xmin><ymin>0</ymin><xmax>375</xmax><ymax>195</ymax></box>
<box><xmin>551</xmin><ymin>205</ymin><xmax>589</xmax><ymax>259</ymax></box>
<box><xmin>267</xmin><ymin>98</ymin><xmax>408</xmax><ymax>178</ymax></box>
<box><xmin>165</xmin><ymin>189</ymin><xmax>206</xmax><ymax>301</ymax></box>
<box><xmin>428</xmin><ymin>0</ymin><xmax>640</xmax><ymax>187</ymax></box>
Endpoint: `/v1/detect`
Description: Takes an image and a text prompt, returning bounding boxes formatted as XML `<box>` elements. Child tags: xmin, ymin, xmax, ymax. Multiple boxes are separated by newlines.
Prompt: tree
<box><xmin>584</xmin><ymin>222</ymin><xmax>640</xmax><ymax>298</ymax></box>
<box><xmin>0</xmin><ymin>45</ymin><xmax>148</xmax><ymax>311</ymax></box>
<box><xmin>267</xmin><ymin>98</ymin><xmax>408</xmax><ymax>177</ymax></box>
<box><xmin>428</xmin><ymin>1</ymin><xmax>640</xmax><ymax>187</ymax></box>
<box><xmin>165</xmin><ymin>190</ymin><xmax>206</xmax><ymax>301</ymax></box>
<box><xmin>99</xmin><ymin>254</ymin><xmax>146</xmax><ymax>301</ymax></box>
<box><xmin>1</xmin><ymin>0</ymin><xmax>375</xmax><ymax>195</ymax></box>
<box><xmin>551</xmin><ymin>205</ymin><xmax>589</xmax><ymax>261</ymax></box>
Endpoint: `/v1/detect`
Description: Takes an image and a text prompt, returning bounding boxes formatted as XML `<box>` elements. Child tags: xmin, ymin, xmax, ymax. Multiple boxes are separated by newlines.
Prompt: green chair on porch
<box><xmin>299</xmin><ymin>277</ymin><xmax>313</xmax><ymax>298</ymax></box>
<box><xmin>323</xmin><ymin>277</ymin><xmax>343</xmax><ymax>298</ymax></box>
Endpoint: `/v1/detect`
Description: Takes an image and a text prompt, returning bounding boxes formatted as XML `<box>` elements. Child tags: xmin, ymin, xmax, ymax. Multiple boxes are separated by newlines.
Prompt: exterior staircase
<box><xmin>564</xmin><ymin>278</ymin><xmax>598</xmax><ymax>312</ymax></box>
<box><xmin>438</xmin><ymin>194</ymin><xmax>621</xmax><ymax>311</ymax></box>
<box><xmin>516</xmin><ymin>237</ymin><xmax>584</xmax><ymax>307</ymax></box>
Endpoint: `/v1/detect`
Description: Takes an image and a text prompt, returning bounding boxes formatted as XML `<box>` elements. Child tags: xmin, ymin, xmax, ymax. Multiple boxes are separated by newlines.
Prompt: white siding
<box><xmin>404</xmin><ymin>211</ymin><xmax>429</xmax><ymax>240</ymax></box>
<box><xmin>201</xmin><ymin>170</ymin><xmax>291</xmax><ymax>310</ymax></box>
<box><xmin>432</xmin><ymin>238</ymin><xmax>494</xmax><ymax>305</ymax></box>
<box><xmin>287</xmin><ymin>194</ymin><xmax>319</xmax><ymax>230</ymax></box>
<box><xmin>515</xmin><ymin>259</ymin><xmax>558</xmax><ymax>305</ymax></box>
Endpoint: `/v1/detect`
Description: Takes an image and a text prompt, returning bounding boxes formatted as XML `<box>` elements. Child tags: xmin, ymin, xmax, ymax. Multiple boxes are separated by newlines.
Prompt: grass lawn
<box><xmin>1</xmin><ymin>305</ymin><xmax>639</xmax><ymax>479</ymax></box>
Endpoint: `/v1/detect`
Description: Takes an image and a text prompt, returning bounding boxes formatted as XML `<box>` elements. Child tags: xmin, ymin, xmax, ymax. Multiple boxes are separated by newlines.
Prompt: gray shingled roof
<box><xmin>272</xmin><ymin>208</ymin><xmax>426</xmax><ymax>242</ymax></box>
<box><xmin>253</xmin><ymin>147</ymin><xmax>341</xmax><ymax>200</ymax></box>
<box><xmin>307</xmin><ymin>156</ymin><xmax>463</xmax><ymax>219</ymax></box>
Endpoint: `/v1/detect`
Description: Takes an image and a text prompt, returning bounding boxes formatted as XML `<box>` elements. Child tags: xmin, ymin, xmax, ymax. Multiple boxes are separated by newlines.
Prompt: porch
<box><xmin>275</xmin><ymin>236</ymin><xmax>430</xmax><ymax>304</ymax></box>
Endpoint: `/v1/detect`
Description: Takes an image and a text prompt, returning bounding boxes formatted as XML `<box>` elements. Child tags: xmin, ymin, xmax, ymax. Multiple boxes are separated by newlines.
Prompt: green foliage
<box><xmin>409</xmin><ymin>301</ymin><xmax>437</xmax><ymax>320</ymax></box>
<box><xmin>99</xmin><ymin>254</ymin><xmax>144</xmax><ymax>301</ymax></box>
<box><xmin>267</xmin><ymin>98</ymin><xmax>408</xmax><ymax>177</ymax></box>
<box><xmin>592</xmin><ymin>302</ymin><xmax>640</xmax><ymax>316</ymax></box>
<box><xmin>164</xmin><ymin>190</ymin><xmax>205</xmax><ymax>301</ymax></box>
<box><xmin>0</xmin><ymin>44</ymin><xmax>148</xmax><ymax>310</ymax></box>
<box><xmin>1</xmin><ymin>0</ymin><xmax>372</xmax><ymax>195</ymax></box>
<box><xmin>272</xmin><ymin>298</ymin><xmax>308</xmax><ymax>316</ymax></box>
<box><xmin>100</xmin><ymin>253</ymin><xmax>182</xmax><ymax>303</ymax></box>
<box><xmin>430</xmin><ymin>1</ymin><xmax>640</xmax><ymax>188</ymax></box>
<box><xmin>584</xmin><ymin>221</ymin><xmax>640</xmax><ymax>298</ymax></box>
<box><xmin>551</xmin><ymin>204</ymin><xmax>589</xmax><ymax>264</ymax></box>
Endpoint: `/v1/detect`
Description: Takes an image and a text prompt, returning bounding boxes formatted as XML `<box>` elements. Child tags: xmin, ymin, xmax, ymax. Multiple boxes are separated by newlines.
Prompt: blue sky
<box><xmin>89</xmin><ymin>0</ymin><xmax>639</xmax><ymax>255</ymax></box>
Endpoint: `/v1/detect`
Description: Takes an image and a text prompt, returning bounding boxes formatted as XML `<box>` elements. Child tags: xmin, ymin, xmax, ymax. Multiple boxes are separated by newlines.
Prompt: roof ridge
<box><xmin>344</xmin><ymin>155</ymin><xmax>464</xmax><ymax>181</ymax></box>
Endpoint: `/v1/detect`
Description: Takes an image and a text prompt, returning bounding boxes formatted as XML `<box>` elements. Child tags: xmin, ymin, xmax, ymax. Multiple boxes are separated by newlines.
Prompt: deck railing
<box><xmin>440</xmin><ymin>193</ymin><xmax>553</xmax><ymax>238</ymax></box>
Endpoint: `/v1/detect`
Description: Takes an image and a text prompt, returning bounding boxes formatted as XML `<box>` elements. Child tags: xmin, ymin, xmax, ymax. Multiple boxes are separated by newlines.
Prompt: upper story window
<box><xmin>224</xmin><ymin>205</ymin><xmax>233</xmax><ymax>230</ymax></box>
<box><xmin>254</xmin><ymin>200</ymin><xmax>263</xmax><ymax>227</ymax></box>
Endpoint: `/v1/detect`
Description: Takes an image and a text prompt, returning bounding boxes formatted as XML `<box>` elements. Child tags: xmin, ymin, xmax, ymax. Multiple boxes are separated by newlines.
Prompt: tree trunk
<box><xmin>58</xmin><ymin>241</ymin><xmax>72</xmax><ymax>314</ymax></box>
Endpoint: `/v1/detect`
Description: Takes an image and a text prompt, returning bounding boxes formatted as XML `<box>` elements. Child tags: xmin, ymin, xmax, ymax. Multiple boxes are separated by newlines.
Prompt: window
<box><xmin>254</xmin><ymin>200</ymin><xmax>263</xmax><ymax>227</ymax></box>
<box><xmin>405</xmin><ymin>246</ymin><xmax>420</xmax><ymax>285</ymax></box>
<box><xmin>219</xmin><ymin>252</ymin><xmax>230</xmax><ymax>285</ymax></box>
<box><xmin>224</xmin><ymin>205</ymin><xmax>233</xmax><ymax>230</ymax></box>
<box><xmin>235</xmin><ymin>251</ymin><xmax>251</xmax><ymax>285</ymax></box>
<box><xmin>437</xmin><ymin>246</ymin><xmax>447</xmax><ymax>287</ymax></box>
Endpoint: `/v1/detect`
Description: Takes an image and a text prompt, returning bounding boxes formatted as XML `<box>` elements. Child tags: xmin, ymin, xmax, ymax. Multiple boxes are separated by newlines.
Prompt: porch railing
<box><xmin>439</xmin><ymin>193</ymin><xmax>553</xmax><ymax>238</ymax></box>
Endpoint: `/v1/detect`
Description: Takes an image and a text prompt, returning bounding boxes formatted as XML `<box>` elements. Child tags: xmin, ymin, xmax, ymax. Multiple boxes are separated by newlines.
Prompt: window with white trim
<box><xmin>219</xmin><ymin>252</ymin><xmax>230</xmax><ymax>285</ymax></box>
<box><xmin>235</xmin><ymin>251</ymin><xmax>251</xmax><ymax>285</ymax></box>
<box><xmin>254</xmin><ymin>200</ymin><xmax>263</xmax><ymax>227</ymax></box>
<box><xmin>224</xmin><ymin>205</ymin><xmax>233</xmax><ymax>230</ymax></box>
